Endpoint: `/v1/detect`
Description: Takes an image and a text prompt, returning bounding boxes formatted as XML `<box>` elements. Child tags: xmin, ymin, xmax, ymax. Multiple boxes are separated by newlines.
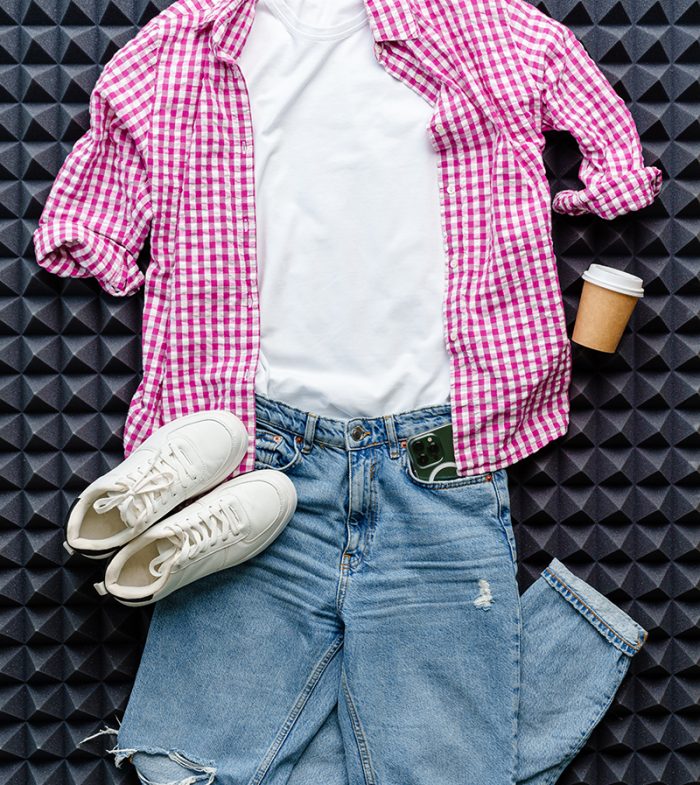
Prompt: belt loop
<box><xmin>383</xmin><ymin>414</ymin><xmax>400</xmax><ymax>459</ymax></box>
<box><xmin>301</xmin><ymin>412</ymin><xmax>318</xmax><ymax>454</ymax></box>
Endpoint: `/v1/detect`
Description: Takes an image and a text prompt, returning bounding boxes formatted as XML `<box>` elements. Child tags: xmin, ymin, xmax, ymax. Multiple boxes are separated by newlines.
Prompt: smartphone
<box><xmin>406</xmin><ymin>422</ymin><xmax>460</xmax><ymax>482</ymax></box>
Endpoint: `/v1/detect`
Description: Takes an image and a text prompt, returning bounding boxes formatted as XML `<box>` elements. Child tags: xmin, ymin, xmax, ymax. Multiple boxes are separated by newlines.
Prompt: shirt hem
<box><xmin>453</xmin><ymin>414</ymin><xmax>570</xmax><ymax>476</ymax></box>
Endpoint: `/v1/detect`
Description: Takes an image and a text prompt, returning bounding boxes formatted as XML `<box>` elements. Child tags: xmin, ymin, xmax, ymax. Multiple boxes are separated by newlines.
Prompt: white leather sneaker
<box><xmin>93</xmin><ymin>469</ymin><xmax>297</xmax><ymax>606</ymax></box>
<box><xmin>65</xmin><ymin>410</ymin><xmax>249</xmax><ymax>559</ymax></box>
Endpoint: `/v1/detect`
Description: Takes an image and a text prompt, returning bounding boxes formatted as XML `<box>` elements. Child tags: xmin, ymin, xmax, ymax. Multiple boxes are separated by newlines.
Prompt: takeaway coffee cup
<box><xmin>572</xmin><ymin>264</ymin><xmax>644</xmax><ymax>353</ymax></box>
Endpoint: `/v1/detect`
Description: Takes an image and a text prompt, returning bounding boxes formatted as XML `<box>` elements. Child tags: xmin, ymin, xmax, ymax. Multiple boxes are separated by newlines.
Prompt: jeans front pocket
<box><xmin>400</xmin><ymin>446</ymin><xmax>494</xmax><ymax>490</ymax></box>
<box><xmin>254</xmin><ymin>419</ymin><xmax>304</xmax><ymax>473</ymax></box>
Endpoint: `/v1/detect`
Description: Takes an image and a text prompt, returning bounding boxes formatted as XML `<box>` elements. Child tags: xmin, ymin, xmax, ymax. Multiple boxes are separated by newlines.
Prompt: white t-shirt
<box><xmin>240</xmin><ymin>0</ymin><xmax>451</xmax><ymax>419</ymax></box>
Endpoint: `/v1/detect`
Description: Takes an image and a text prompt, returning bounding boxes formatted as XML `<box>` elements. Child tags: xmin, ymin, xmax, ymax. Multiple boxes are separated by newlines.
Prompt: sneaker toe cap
<box><xmin>184</xmin><ymin>415</ymin><xmax>248</xmax><ymax>473</ymax></box>
<box><xmin>235</xmin><ymin>470</ymin><xmax>297</xmax><ymax>529</ymax></box>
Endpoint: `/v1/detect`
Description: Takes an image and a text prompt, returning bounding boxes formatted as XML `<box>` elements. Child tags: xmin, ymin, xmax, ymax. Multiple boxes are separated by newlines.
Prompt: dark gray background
<box><xmin>1</xmin><ymin>0</ymin><xmax>698</xmax><ymax>783</ymax></box>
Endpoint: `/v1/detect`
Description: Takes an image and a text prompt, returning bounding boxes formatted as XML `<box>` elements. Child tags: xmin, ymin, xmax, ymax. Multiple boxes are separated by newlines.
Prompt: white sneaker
<box><xmin>93</xmin><ymin>469</ymin><xmax>297</xmax><ymax>606</ymax></box>
<box><xmin>65</xmin><ymin>410</ymin><xmax>249</xmax><ymax>559</ymax></box>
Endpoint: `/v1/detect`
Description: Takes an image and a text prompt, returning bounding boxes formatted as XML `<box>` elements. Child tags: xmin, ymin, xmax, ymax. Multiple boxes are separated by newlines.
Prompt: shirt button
<box><xmin>446</xmin><ymin>184</ymin><xmax>456</xmax><ymax>195</ymax></box>
<box><xmin>449</xmin><ymin>329</ymin><xmax>458</xmax><ymax>342</ymax></box>
<box><xmin>449</xmin><ymin>259</ymin><xmax>457</xmax><ymax>269</ymax></box>
<box><xmin>243</xmin><ymin>218</ymin><xmax>249</xmax><ymax>231</ymax></box>
<box><xmin>436</xmin><ymin>123</ymin><xmax>445</xmax><ymax>133</ymax></box>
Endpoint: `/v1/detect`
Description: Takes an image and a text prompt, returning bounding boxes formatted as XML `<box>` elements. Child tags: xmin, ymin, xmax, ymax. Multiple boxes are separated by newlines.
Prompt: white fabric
<box><xmin>241</xmin><ymin>0</ymin><xmax>451</xmax><ymax>419</ymax></box>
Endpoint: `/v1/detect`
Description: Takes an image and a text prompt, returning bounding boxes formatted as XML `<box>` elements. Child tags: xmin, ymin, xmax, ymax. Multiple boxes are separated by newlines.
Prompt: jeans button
<box><xmin>351</xmin><ymin>425</ymin><xmax>364</xmax><ymax>440</ymax></box>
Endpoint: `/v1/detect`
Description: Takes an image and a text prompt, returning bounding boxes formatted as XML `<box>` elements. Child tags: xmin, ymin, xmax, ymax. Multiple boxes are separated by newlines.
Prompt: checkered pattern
<box><xmin>31</xmin><ymin>0</ymin><xmax>662</xmax><ymax>476</ymax></box>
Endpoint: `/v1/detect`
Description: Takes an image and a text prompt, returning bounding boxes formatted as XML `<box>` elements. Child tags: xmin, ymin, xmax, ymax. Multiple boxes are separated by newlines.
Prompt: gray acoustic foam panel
<box><xmin>1</xmin><ymin>0</ymin><xmax>698</xmax><ymax>783</ymax></box>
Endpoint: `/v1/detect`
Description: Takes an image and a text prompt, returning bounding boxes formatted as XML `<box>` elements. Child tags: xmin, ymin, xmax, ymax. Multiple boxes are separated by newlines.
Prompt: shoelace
<box><xmin>93</xmin><ymin>442</ymin><xmax>198</xmax><ymax>529</ymax></box>
<box><xmin>149</xmin><ymin>500</ymin><xmax>246</xmax><ymax>578</ymax></box>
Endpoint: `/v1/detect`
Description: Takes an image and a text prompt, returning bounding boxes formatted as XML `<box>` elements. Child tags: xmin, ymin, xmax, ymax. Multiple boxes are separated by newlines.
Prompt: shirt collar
<box><xmin>195</xmin><ymin>0</ymin><xmax>418</xmax><ymax>61</ymax></box>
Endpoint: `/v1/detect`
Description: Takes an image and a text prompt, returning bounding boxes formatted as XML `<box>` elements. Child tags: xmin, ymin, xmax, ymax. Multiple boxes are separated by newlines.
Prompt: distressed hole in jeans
<box><xmin>78</xmin><ymin>723</ymin><xmax>217</xmax><ymax>784</ymax></box>
<box><xmin>78</xmin><ymin>726</ymin><xmax>216</xmax><ymax>785</ymax></box>
<box><xmin>473</xmin><ymin>579</ymin><xmax>493</xmax><ymax>610</ymax></box>
<box><xmin>129</xmin><ymin>750</ymin><xmax>217</xmax><ymax>785</ymax></box>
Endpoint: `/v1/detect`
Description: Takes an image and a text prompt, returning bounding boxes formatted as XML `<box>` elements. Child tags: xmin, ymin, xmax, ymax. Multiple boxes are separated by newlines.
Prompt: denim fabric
<box><xmin>110</xmin><ymin>393</ymin><xmax>647</xmax><ymax>785</ymax></box>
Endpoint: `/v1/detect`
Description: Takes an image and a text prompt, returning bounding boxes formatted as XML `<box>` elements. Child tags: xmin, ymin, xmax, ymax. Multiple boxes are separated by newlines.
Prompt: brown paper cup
<box><xmin>572</xmin><ymin>281</ymin><xmax>640</xmax><ymax>353</ymax></box>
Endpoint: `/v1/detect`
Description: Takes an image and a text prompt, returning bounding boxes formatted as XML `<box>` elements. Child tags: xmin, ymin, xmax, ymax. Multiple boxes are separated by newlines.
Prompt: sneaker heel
<box><xmin>93</xmin><ymin>581</ymin><xmax>108</xmax><ymax>596</ymax></box>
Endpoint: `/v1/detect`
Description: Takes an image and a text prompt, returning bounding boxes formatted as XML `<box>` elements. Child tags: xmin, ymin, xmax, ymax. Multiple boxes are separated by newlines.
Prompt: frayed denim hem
<box><xmin>78</xmin><ymin>720</ymin><xmax>217</xmax><ymax>785</ymax></box>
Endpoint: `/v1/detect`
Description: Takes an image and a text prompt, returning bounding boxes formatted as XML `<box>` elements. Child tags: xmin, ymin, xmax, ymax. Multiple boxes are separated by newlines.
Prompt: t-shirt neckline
<box><xmin>265</xmin><ymin>0</ymin><xmax>369</xmax><ymax>41</ymax></box>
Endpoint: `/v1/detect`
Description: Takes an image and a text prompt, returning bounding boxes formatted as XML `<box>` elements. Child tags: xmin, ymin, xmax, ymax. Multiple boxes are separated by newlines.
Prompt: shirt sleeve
<box><xmin>32</xmin><ymin>21</ymin><xmax>159</xmax><ymax>296</ymax></box>
<box><xmin>541</xmin><ymin>25</ymin><xmax>662</xmax><ymax>220</ymax></box>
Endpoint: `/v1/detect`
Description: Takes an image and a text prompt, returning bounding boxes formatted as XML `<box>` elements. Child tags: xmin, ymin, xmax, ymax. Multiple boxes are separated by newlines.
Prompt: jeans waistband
<box><xmin>254</xmin><ymin>392</ymin><xmax>454</xmax><ymax>453</ymax></box>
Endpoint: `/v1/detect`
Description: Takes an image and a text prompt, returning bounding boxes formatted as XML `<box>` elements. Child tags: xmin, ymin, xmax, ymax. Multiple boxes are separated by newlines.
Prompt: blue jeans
<box><xmin>105</xmin><ymin>393</ymin><xmax>647</xmax><ymax>785</ymax></box>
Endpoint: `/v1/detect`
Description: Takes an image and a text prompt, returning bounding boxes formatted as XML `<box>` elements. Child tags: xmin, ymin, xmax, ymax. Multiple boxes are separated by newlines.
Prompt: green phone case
<box><xmin>406</xmin><ymin>422</ymin><xmax>460</xmax><ymax>481</ymax></box>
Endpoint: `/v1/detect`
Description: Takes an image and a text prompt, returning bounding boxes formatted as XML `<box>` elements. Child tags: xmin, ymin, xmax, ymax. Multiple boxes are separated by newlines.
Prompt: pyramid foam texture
<box><xmin>2</xmin><ymin>1</ymin><xmax>699</xmax><ymax>784</ymax></box>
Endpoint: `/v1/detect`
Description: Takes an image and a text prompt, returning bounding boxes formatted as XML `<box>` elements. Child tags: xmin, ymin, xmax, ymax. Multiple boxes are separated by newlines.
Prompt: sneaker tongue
<box><xmin>156</xmin><ymin>538</ymin><xmax>176</xmax><ymax>556</ymax></box>
<box><xmin>91</xmin><ymin>481</ymin><xmax>122</xmax><ymax>508</ymax></box>
<box><xmin>148</xmin><ymin>538</ymin><xmax>178</xmax><ymax>578</ymax></box>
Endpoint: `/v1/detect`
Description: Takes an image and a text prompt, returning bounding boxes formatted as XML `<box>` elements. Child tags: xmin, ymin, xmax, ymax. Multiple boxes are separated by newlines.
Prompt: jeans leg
<box><xmin>288</xmin><ymin>558</ymin><xmax>646</xmax><ymax>785</ymax></box>
<box><xmin>516</xmin><ymin>557</ymin><xmax>647</xmax><ymax>785</ymax></box>
<box><xmin>333</xmin><ymin>461</ymin><xmax>521</xmax><ymax>785</ymax></box>
<box><xmin>285</xmin><ymin>701</ymin><xmax>350</xmax><ymax>785</ymax></box>
<box><xmin>89</xmin><ymin>429</ymin><xmax>350</xmax><ymax>785</ymax></box>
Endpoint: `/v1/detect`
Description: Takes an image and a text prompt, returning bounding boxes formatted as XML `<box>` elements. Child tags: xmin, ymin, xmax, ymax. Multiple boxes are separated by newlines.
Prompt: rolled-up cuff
<box><xmin>552</xmin><ymin>165</ymin><xmax>662</xmax><ymax>221</ymax></box>
<box><xmin>33</xmin><ymin>220</ymin><xmax>145</xmax><ymax>297</ymax></box>
<box><xmin>542</xmin><ymin>558</ymin><xmax>648</xmax><ymax>657</ymax></box>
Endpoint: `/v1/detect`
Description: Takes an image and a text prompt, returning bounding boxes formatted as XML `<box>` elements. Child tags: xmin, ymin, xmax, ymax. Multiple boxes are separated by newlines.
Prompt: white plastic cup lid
<box><xmin>582</xmin><ymin>264</ymin><xmax>644</xmax><ymax>298</ymax></box>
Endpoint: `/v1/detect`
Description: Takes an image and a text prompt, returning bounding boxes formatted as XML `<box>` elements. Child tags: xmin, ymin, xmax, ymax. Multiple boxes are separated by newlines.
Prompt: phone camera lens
<box><xmin>417</xmin><ymin>453</ymin><xmax>429</xmax><ymax>466</ymax></box>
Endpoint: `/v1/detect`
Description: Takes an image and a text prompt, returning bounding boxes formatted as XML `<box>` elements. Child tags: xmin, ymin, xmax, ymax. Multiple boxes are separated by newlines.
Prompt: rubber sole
<box><xmin>63</xmin><ymin>539</ymin><xmax>119</xmax><ymax>560</ymax></box>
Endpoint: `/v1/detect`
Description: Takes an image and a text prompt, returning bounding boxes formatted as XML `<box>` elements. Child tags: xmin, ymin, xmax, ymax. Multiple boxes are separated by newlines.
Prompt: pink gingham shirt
<box><xmin>33</xmin><ymin>0</ymin><xmax>662</xmax><ymax>476</ymax></box>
